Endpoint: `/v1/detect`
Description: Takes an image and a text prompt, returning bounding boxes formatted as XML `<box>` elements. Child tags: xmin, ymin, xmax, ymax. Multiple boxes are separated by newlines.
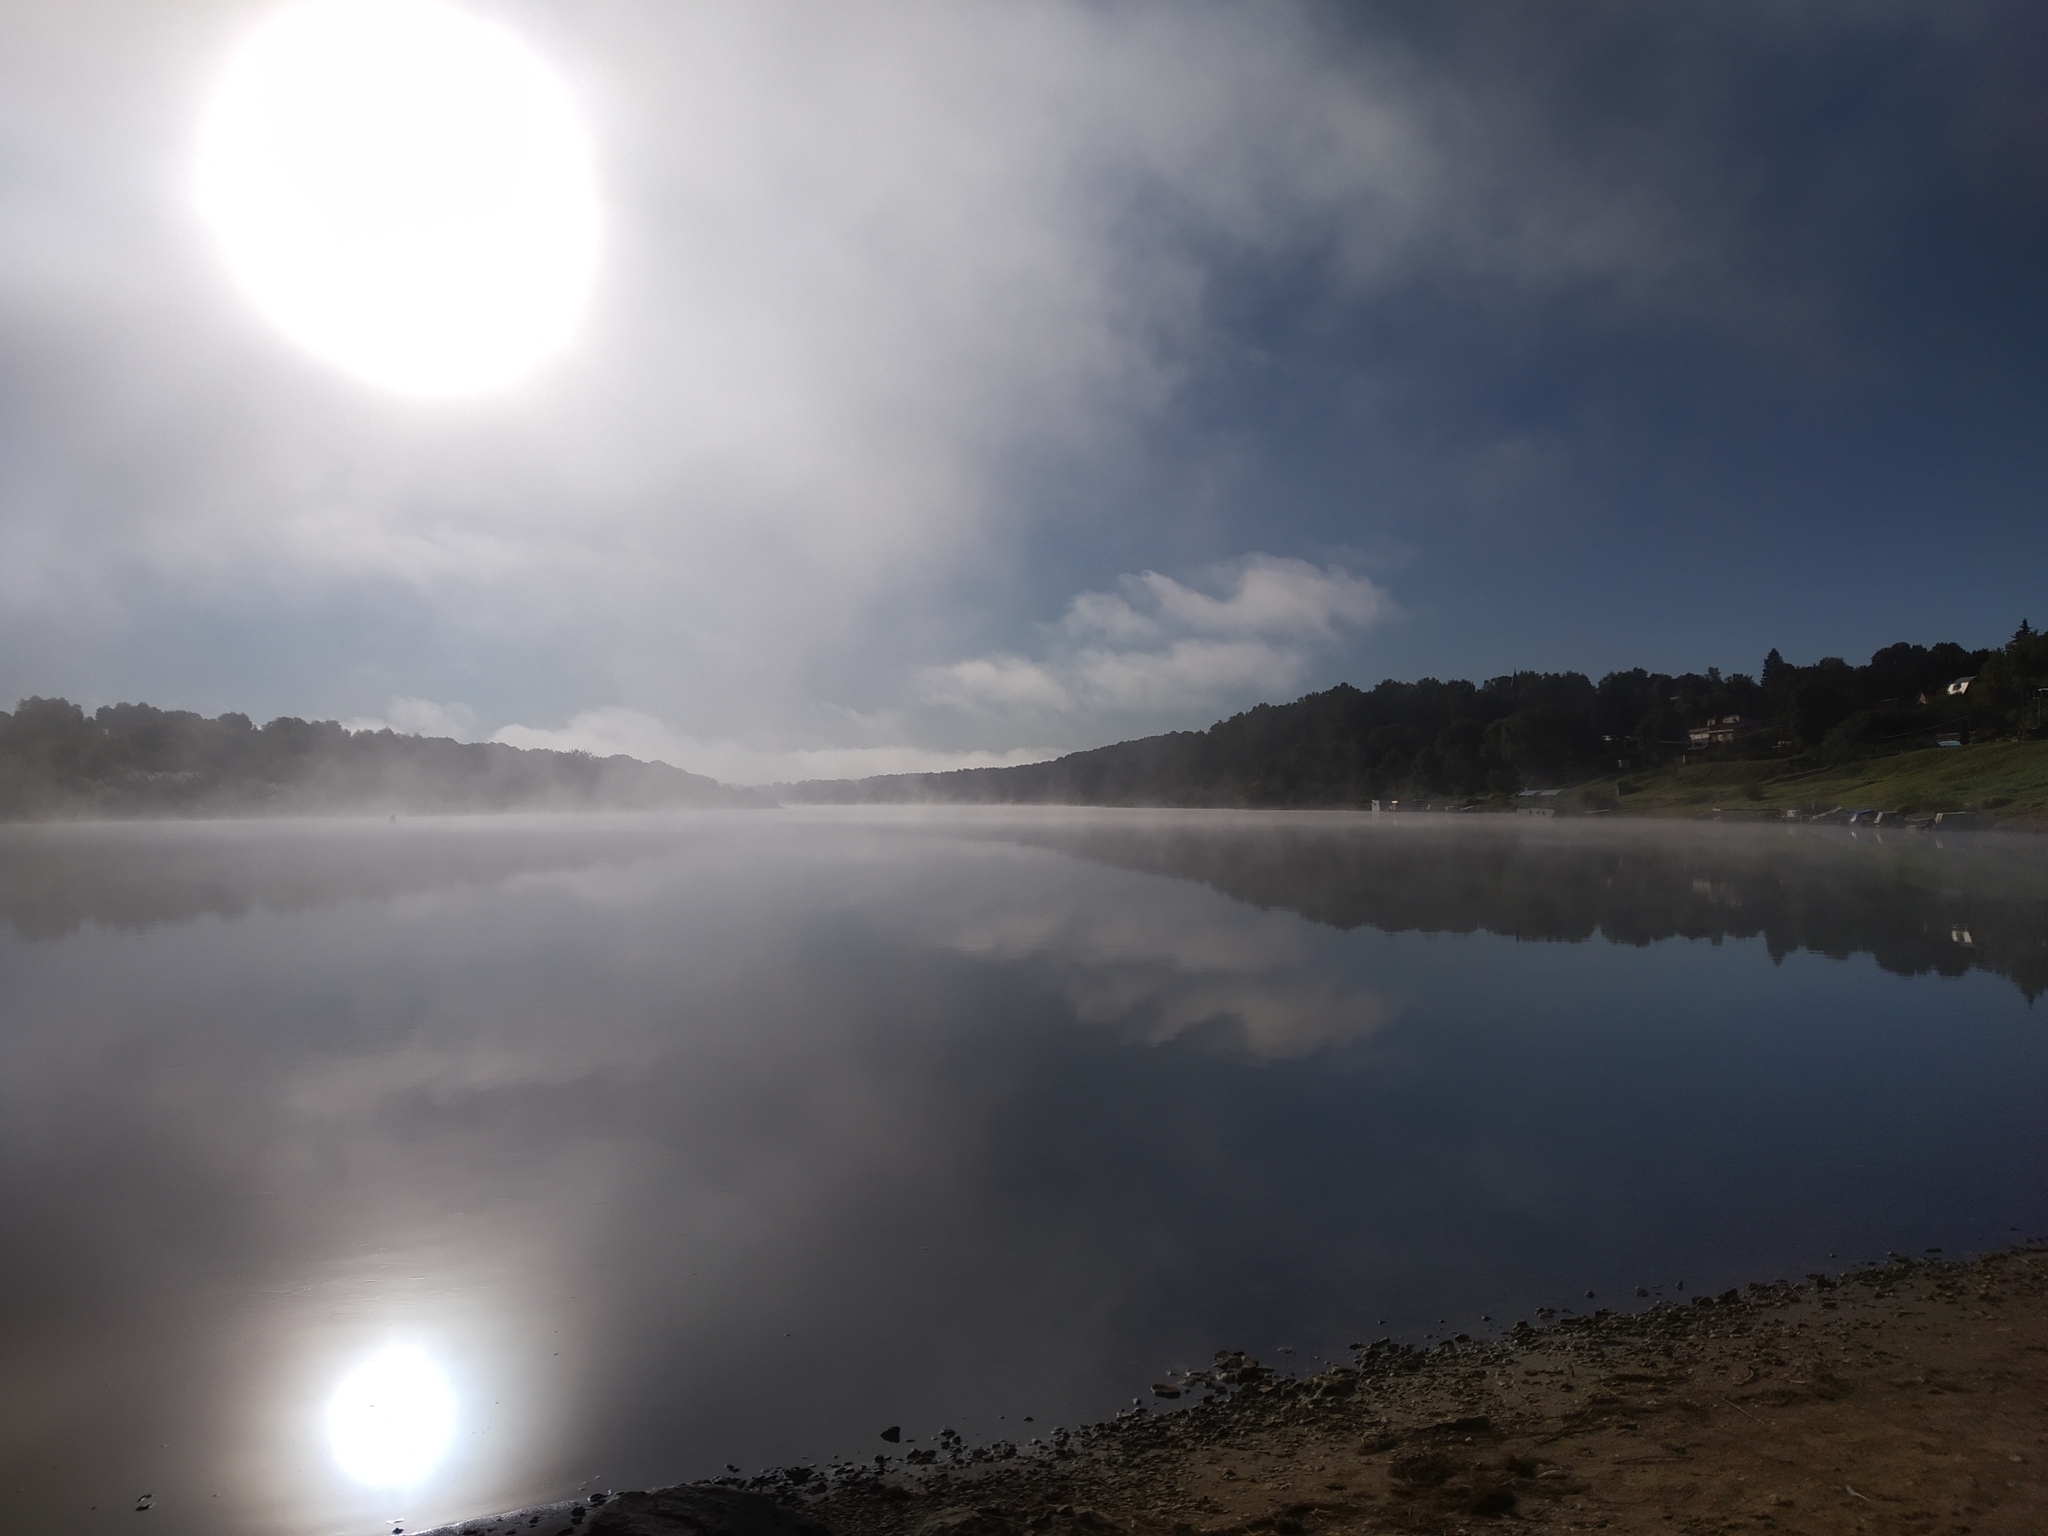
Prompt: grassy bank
<box><xmin>1551</xmin><ymin>740</ymin><xmax>2048</xmax><ymax>828</ymax></box>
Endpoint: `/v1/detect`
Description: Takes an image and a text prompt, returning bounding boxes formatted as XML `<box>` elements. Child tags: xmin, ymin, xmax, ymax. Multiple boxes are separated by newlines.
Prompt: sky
<box><xmin>0</xmin><ymin>0</ymin><xmax>2043</xmax><ymax>783</ymax></box>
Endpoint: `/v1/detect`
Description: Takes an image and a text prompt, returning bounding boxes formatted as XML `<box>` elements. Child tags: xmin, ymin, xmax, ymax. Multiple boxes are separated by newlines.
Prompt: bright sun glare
<box><xmin>196</xmin><ymin>0</ymin><xmax>600</xmax><ymax>398</ymax></box>
<box><xmin>327</xmin><ymin>1344</ymin><xmax>458</xmax><ymax>1486</ymax></box>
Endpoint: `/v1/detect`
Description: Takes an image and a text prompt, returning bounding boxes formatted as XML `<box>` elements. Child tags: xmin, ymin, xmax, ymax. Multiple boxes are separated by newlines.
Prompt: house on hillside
<box><xmin>1686</xmin><ymin>715</ymin><xmax>1755</xmax><ymax>748</ymax></box>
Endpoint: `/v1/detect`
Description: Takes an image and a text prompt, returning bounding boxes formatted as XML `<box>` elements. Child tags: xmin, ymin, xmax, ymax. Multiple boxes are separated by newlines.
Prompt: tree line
<box><xmin>11</xmin><ymin>623</ymin><xmax>2041</xmax><ymax>818</ymax></box>
<box><xmin>0</xmin><ymin>698</ymin><xmax>765</xmax><ymax>818</ymax></box>
<box><xmin>791</xmin><ymin>625</ymin><xmax>2047</xmax><ymax>807</ymax></box>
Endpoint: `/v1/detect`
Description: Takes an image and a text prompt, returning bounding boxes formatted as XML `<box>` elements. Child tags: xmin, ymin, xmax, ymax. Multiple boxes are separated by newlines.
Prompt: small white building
<box><xmin>1687</xmin><ymin>715</ymin><xmax>1747</xmax><ymax>747</ymax></box>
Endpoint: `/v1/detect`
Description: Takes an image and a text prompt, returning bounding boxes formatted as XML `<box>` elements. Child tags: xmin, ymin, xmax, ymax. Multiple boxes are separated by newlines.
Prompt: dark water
<box><xmin>2</xmin><ymin>809</ymin><xmax>2044</xmax><ymax>1536</ymax></box>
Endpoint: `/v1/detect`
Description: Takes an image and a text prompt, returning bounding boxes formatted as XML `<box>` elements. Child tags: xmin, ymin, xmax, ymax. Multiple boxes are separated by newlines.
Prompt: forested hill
<box><xmin>786</xmin><ymin>627</ymin><xmax>2048</xmax><ymax>808</ymax></box>
<box><xmin>0</xmin><ymin>698</ymin><xmax>767</xmax><ymax>818</ymax></box>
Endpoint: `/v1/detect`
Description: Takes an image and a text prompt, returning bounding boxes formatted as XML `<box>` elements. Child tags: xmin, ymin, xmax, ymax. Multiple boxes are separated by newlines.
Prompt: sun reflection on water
<box><xmin>326</xmin><ymin>1344</ymin><xmax>457</xmax><ymax>1488</ymax></box>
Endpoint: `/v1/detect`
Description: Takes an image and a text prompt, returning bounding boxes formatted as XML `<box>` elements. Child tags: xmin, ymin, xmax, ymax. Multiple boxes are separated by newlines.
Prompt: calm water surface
<box><xmin>2</xmin><ymin>809</ymin><xmax>2044</xmax><ymax>1535</ymax></box>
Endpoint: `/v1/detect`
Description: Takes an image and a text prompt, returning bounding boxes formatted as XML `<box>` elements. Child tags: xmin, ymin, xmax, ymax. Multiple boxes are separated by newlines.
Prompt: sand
<box><xmin>455</xmin><ymin>1248</ymin><xmax>2048</xmax><ymax>1536</ymax></box>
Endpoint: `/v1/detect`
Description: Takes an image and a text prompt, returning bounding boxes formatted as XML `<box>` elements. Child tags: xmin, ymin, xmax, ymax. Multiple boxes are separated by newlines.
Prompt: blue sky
<box><xmin>0</xmin><ymin>1</ymin><xmax>2042</xmax><ymax>781</ymax></box>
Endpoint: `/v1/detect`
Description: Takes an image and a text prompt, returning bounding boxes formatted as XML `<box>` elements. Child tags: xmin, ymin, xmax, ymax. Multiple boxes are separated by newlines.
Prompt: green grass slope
<box><xmin>1560</xmin><ymin>740</ymin><xmax>2048</xmax><ymax>827</ymax></box>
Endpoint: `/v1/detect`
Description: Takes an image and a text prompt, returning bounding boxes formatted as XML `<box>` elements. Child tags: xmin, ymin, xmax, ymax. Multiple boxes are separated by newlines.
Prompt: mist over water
<box><xmin>2</xmin><ymin>810</ymin><xmax>2042</xmax><ymax>1536</ymax></box>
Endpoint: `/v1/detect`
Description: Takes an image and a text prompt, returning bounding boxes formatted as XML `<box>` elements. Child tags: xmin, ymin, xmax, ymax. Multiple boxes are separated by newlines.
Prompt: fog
<box><xmin>9</xmin><ymin>3</ymin><xmax>2026</xmax><ymax>775</ymax></box>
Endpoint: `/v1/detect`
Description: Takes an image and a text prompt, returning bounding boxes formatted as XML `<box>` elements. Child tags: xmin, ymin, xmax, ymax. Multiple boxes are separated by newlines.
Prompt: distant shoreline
<box><xmin>11</xmin><ymin>665</ymin><xmax>2048</xmax><ymax>824</ymax></box>
<box><xmin>4</xmin><ymin>787</ymin><xmax>2041</xmax><ymax>830</ymax></box>
<box><xmin>777</xmin><ymin>738</ymin><xmax>2048</xmax><ymax>832</ymax></box>
<box><xmin>0</xmin><ymin>697</ymin><xmax>770</xmax><ymax>820</ymax></box>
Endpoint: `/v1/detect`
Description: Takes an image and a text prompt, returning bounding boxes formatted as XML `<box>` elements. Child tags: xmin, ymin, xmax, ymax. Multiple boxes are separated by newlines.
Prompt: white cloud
<box><xmin>340</xmin><ymin>696</ymin><xmax>481</xmax><ymax>740</ymax></box>
<box><xmin>490</xmin><ymin>706</ymin><xmax>1057</xmax><ymax>785</ymax></box>
<box><xmin>1059</xmin><ymin>588</ymin><xmax>1159</xmax><ymax>644</ymax></box>
<box><xmin>1133</xmin><ymin>559</ymin><xmax>1389</xmax><ymax>640</ymax></box>
<box><xmin>914</xmin><ymin>656</ymin><xmax>1076</xmax><ymax>715</ymax></box>
<box><xmin>918</xmin><ymin>553</ymin><xmax>1394</xmax><ymax>723</ymax></box>
<box><xmin>1071</xmin><ymin>637</ymin><xmax>1311</xmax><ymax>711</ymax></box>
<box><xmin>490</xmin><ymin>706</ymin><xmax>684</xmax><ymax>765</ymax></box>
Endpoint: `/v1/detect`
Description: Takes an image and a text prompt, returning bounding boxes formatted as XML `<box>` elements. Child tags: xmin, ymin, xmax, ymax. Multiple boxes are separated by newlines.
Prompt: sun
<box><xmin>196</xmin><ymin>0</ymin><xmax>600</xmax><ymax>399</ymax></box>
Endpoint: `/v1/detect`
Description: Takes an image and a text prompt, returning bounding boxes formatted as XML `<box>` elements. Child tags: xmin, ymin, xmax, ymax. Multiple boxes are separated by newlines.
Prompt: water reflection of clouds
<box><xmin>921</xmin><ymin>854</ymin><xmax>1396</xmax><ymax>1059</ymax></box>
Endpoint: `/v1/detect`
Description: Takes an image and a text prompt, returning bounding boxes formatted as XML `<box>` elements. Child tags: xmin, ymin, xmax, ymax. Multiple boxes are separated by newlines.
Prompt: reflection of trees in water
<box><xmin>1002</xmin><ymin>819</ymin><xmax>2048</xmax><ymax>1003</ymax></box>
<box><xmin>7</xmin><ymin>814</ymin><xmax>2044</xmax><ymax>1004</ymax></box>
<box><xmin>0</xmin><ymin>823</ymin><xmax>661</xmax><ymax>941</ymax></box>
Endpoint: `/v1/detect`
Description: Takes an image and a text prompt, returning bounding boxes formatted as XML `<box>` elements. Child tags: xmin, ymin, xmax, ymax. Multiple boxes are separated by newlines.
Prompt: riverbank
<box><xmin>1556</xmin><ymin>740</ymin><xmax>2048</xmax><ymax>830</ymax></box>
<box><xmin>451</xmin><ymin>1247</ymin><xmax>2048</xmax><ymax>1536</ymax></box>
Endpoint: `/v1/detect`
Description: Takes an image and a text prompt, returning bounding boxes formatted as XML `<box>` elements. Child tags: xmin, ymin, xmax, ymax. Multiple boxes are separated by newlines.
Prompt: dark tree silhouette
<box><xmin>0</xmin><ymin>700</ymin><xmax>764</xmax><ymax>819</ymax></box>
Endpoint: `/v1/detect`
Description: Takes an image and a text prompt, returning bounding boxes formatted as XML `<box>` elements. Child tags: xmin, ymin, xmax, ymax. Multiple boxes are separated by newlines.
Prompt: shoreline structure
<box><xmin>428</xmin><ymin>1246</ymin><xmax>2048</xmax><ymax>1536</ymax></box>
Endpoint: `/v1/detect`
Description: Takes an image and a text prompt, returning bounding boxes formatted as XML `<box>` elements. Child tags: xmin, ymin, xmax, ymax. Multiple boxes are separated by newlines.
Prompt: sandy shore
<box><xmin>447</xmin><ymin>1247</ymin><xmax>2048</xmax><ymax>1536</ymax></box>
